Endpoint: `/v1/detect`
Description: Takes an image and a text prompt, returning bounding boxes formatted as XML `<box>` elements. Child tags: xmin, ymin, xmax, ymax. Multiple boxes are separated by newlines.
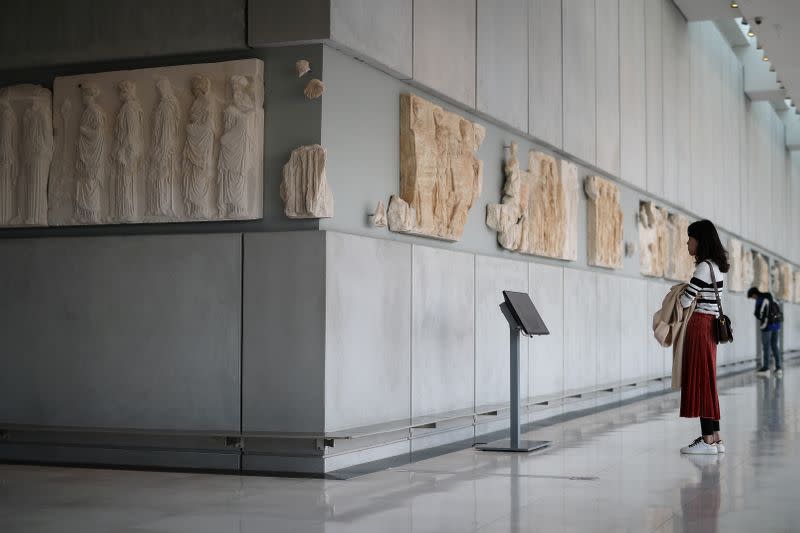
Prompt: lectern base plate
<box><xmin>475</xmin><ymin>439</ymin><xmax>550</xmax><ymax>452</ymax></box>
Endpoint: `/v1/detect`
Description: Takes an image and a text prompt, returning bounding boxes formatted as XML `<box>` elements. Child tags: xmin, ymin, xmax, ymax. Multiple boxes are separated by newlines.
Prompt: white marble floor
<box><xmin>2</xmin><ymin>363</ymin><xmax>799</xmax><ymax>533</ymax></box>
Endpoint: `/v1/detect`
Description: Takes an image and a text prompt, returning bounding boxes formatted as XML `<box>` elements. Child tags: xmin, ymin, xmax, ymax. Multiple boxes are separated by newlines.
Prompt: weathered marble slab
<box><xmin>48</xmin><ymin>59</ymin><xmax>264</xmax><ymax>225</ymax></box>
<box><xmin>664</xmin><ymin>212</ymin><xmax>694</xmax><ymax>282</ymax></box>
<box><xmin>638</xmin><ymin>200</ymin><xmax>667</xmax><ymax>277</ymax></box>
<box><xmin>727</xmin><ymin>238</ymin><xmax>752</xmax><ymax>292</ymax></box>
<box><xmin>486</xmin><ymin>142</ymin><xmax>578</xmax><ymax>261</ymax></box>
<box><xmin>389</xmin><ymin>93</ymin><xmax>485</xmax><ymax>241</ymax></box>
<box><xmin>795</xmin><ymin>270</ymin><xmax>800</xmax><ymax>304</ymax></box>
<box><xmin>280</xmin><ymin>144</ymin><xmax>333</xmax><ymax>219</ymax></box>
<box><xmin>776</xmin><ymin>260</ymin><xmax>794</xmax><ymax>301</ymax></box>
<box><xmin>0</xmin><ymin>84</ymin><xmax>53</xmax><ymax>227</ymax></box>
<box><xmin>584</xmin><ymin>175</ymin><xmax>622</xmax><ymax>269</ymax></box>
<box><xmin>753</xmin><ymin>252</ymin><xmax>769</xmax><ymax>293</ymax></box>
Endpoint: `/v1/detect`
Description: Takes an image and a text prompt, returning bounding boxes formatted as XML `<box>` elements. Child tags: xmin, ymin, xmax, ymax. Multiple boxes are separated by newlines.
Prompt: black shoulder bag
<box><xmin>705</xmin><ymin>260</ymin><xmax>733</xmax><ymax>344</ymax></box>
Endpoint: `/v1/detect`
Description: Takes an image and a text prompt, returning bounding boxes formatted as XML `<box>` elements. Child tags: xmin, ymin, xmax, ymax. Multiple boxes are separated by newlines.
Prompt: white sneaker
<box><xmin>680</xmin><ymin>437</ymin><xmax>718</xmax><ymax>455</ymax></box>
<box><xmin>775</xmin><ymin>369</ymin><xmax>783</xmax><ymax>377</ymax></box>
<box><xmin>715</xmin><ymin>440</ymin><xmax>725</xmax><ymax>453</ymax></box>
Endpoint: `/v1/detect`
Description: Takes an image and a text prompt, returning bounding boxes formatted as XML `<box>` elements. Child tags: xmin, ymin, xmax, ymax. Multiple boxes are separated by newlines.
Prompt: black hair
<box><xmin>747</xmin><ymin>287</ymin><xmax>761</xmax><ymax>298</ymax></box>
<box><xmin>687</xmin><ymin>219</ymin><xmax>730</xmax><ymax>273</ymax></box>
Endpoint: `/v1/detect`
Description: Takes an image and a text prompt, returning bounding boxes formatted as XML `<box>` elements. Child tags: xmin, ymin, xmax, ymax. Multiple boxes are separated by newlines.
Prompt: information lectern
<box><xmin>477</xmin><ymin>291</ymin><xmax>551</xmax><ymax>453</ymax></box>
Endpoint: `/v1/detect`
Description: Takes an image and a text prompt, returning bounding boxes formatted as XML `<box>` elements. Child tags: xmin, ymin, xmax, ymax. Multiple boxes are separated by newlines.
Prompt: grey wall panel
<box><xmin>411</xmin><ymin>246</ymin><xmax>475</xmax><ymax>418</ymax></box>
<box><xmin>330</xmin><ymin>0</ymin><xmax>413</xmax><ymax>78</ymax></box>
<box><xmin>0</xmin><ymin>234</ymin><xmax>241</xmax><ymax>431</ymax></box>
<box><xmin>662</xmin><ymin>0</ymin><xmax>680</xmax><ymax>205</ymax></box>
<box><xmin>0</xmin><ymin>0</ymin><xmax>246</xmax><ymax>70</ymax></box>
<box><xmin>689</xmin><ymin>22</ymin><xmax>711</xmax><ymax>219</ymax></box>
<box><xmin>595</xmin><ymin>0</ymin><xmax>620</xmax><ymax>176</ymax></box>
<box><xmin>413</xmin><ymin>0</ymin><xmax>477</xmax><ymax>107</ymax></box>
<box><xmin>676</xmin><ymin>17</ymin><xmax>693</xmax><ymax>211</ymax></box>
<box><xmin>619</xmin><ymin>0</ymin><xmax>647</xmax><ymax>190</ymax></box>
<box><xmin>645</xmin><ymin>0</ymin><xmax>664</xmax><ymax>197</ymax></box>
<box><xmin>620</xmin><ymin>278</ymin><xmax>647</xmax><ymax>383</ymax></box>
<box><xmin>562</xmin><ymin>0</ymin><xmax>596</xmax><ymax>164</ymax></box>
<box><xmin>248</xmin><ymin>0</ymin><xmax>330</xmax><ymax>45</ymax></box>
<box><xmin>529</xmin><ymin>263</ymin><xmax>564</xmax><ymax>398</ymax></box>
<box><xmin>475</xmin><ymin>256</ymin><xmax>529</xmax><ymax>407</ymax></box>
<box><xmin>596</xmin><ymin>273</ymin><xmax>622</xmax><ymax>387</ymax></box>
<box><xmin>529</xmin><ymin>0</ymin><xmax>563</xmax><ymax>148</ymax></box>
<box><xmin>243</xmin><ymin>232</ymin><xmax>326</xmax><ymax>433</ymax></box>
<box><xmin>477</xmin><ymin>0</ymin><xmax>529</xmax><ymax>131</ymax></box>
<box><xmin>563</xmin><ymin>269</ymin><xmax>597</xmax><ymax>392</ymax></box>
<box><xmin>324</xmin><ymin>233</ymin><xmax>412</xmax><ymax>431</ymax></box>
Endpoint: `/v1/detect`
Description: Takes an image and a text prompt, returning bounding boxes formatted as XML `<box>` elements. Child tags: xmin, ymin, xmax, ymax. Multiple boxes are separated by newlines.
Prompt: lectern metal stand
<box><xmin>477</xmin><ymin>296</ymin><xmax>550</xmax><ymax>453</ymax></box>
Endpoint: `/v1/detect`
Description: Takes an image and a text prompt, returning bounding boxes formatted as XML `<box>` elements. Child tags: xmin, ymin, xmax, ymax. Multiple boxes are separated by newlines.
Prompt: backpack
<box><xmin>768</xmin><ymin>300</ymin><xmax>783</xmax><ymax>324</ymax></box>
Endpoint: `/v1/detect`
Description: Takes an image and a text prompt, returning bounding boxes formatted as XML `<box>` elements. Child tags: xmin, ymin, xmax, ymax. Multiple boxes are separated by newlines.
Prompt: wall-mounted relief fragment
<box><xmin>794</xmin><ymin>270</ymin><xmax>800</xmax><ymax>304</ymax></box>
<box><xmin>486</xmin><ymin>142</ymin><xmax>577</xmax><ymax>260</ymax></box>
<box><xmin>0</xmin><ymin>84</ymin><xmax>53</xmax><ymax>227</ymax></box>
<box><xmin>753</xmin><ymin>252</ymin><xmax>769</xmax><ymax>292</ymax></box>
<box><xmin>48</xmin><ymin>59</ymin><xmax>264</xmax><ymax>225</ymax></box>
<box><xmin>777</xmin><ymin>261</ymin><xmax>794</xmax><ymax>301</ymax></box>
<box><xmin>389</xmin><ymin>93</ymin><xmax>485</xmax><ymax>241</ymax></box>
<box><xmin>295</xmin><ymin>60</ymin><xmax>311</xmax><ymax>78</ymax></box>
<box><xmin>304</xmin><ymin>79</ymin><xmax>325</xmax><ymax>99</ymax></box>
<box><xmin>280</xmin><ymin>144</ymin><xmax>333</xmax><ymax>218</ymax></box>
<box><xmin>664</xmin><ymin>212</ymin><xmax>694</xmax><ymax>282</ymax></box>
<box><xmin>727</xmin><ymin>238</ymin><xmax>753</xmax><ymax>292</ymax></box>
<box><xmin>370</xmin><ymin>200</ymin><xmax>386</xmax><ymax>227</ymax></box>
<box><xmin>584</xmin><ymin>175</ymin><xmax>623</xmax><ymax>269</ymax></box>
<box><xmin>638</xmin><ymin>201</ymin><xmax>667</xmax><ymax>277</ymax></box>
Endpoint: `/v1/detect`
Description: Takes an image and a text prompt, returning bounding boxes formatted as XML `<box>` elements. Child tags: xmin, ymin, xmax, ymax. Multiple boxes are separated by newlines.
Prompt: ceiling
<box><xmin>673</xmin><ymin>0</ymin><xmax>800</xmax><ymax>109</ymax></box>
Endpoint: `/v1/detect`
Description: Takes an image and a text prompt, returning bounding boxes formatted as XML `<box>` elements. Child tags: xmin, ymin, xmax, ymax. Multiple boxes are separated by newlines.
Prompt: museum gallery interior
<box><xmin>2</xmin><ymin>1</ymin><xmax>800</xmax><ymax>532</ymax></box>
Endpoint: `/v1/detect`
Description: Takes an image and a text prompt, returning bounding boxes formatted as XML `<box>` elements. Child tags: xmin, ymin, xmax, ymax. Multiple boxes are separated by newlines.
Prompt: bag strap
<box><xmin>704</xmin><ymin>260</ymin><xmax>724</xmax><ymax>316</ymax></box>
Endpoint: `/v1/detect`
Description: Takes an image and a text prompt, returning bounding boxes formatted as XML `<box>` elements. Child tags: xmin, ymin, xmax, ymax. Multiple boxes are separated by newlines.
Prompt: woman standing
<box><xmin>679</xmin><ymin>219</ymin><xmax>730</xmax><ymax>455</ymax></box>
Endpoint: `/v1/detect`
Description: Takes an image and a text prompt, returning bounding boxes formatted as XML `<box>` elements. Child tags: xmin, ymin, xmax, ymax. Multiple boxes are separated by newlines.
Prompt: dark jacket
<box><xmin>754</xmin><ymin>293</ymin><xmax>781</xmax><ymax>331</ymax></box>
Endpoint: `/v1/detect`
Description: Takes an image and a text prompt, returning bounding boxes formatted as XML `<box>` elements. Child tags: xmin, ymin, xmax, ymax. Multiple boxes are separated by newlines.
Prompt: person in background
<box><xmin>747</xmin><ymin>287</ymin><xmax>783</xmax><ymax>377</ymax></box>
<box><xmin>678</xmin><ymin>220</ymin><xmax>729</xmax><ymax>455</ymax></box>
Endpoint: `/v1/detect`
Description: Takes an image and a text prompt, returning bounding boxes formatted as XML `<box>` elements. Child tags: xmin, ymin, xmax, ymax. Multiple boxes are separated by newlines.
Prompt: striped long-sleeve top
<box><xmin>679</xmin><ymin>261</ymin><xmax>724</xmax><ymax>316</ymax></box>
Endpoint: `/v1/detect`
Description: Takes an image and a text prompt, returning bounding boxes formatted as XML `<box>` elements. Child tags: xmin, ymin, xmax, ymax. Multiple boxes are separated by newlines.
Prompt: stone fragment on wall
<box><xmin>391</xmin><ymin>93</ymin><xmax>485</xmax><ymax>241</ymax></box>
<box><xmin>638</xmin><ymin>201</ymin><xmax>667</xmax><ymax>277</ymax></box>
<box><xmin>753</xmin><ymin>252</ymin><xmax>770</xmax><ymax>293</ymax></box>
<box><xmin>486</xmin><ymin>142</ymin><xmax>578</xmax><ymax>260</ymax></box>
<box><xmin>280</xmin><ymin>144</ymin><xmax>333</xmax><ymax>218</ymax></box>
<box><xmin>776</xmin><ymin>261</ymin><xmax>793</xmax><ymax>301</ymax></box>
<box><xmin>48</xmin><ymin>59</ymin><xmax>264</xmax><ymax>226</ymax></box>
<box><xmin>664</xmin><ymin>213</ymin><xmax>694</xmax><ymax>282</ymax></box>
<box><xmin>727</xmin><ymin>238</ymin><xmax>752</xmax><ymax>292</ymax></box>
<box><xmin>0</xmin><ymin>84</ymin><xmax>53</xmax><ymax>227</ymax></box>
<box><xmin>795</xmin><ymin>271</ymin><xmax>800</xmax><ymax>304</ymax></box>
<box><xmin>584</xmin><ymin>175</ymin><xmax>623</xmax><ymax>269</ymax></box>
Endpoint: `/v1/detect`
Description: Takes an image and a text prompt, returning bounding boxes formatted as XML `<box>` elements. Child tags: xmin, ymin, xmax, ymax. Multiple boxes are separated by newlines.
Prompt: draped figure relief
<box><xmin>74</xmin><ymin>84</ymin><xmax>106</xmax><ymax>223</ymax></box>
<box><xmin>147</xmin><ymin>79</ymin><xmax>180</xmax><ymax>217</ymax></box>
<box><xmin>182</xmin><ymin>75</ymin><xmax>214</xmax><ymax>219</ymax></box>
<box><xmin>49</xmin><ymin>59</ymin><xmax>263</xmax><ymax>225</ymax></box>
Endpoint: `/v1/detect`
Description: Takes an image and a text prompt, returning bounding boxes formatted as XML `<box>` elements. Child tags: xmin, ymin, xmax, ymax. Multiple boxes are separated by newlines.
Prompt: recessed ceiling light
<box><xmin>730</xmin><ymin>2</ymin><xmax>739</xmax><ymax>8</ymax></box>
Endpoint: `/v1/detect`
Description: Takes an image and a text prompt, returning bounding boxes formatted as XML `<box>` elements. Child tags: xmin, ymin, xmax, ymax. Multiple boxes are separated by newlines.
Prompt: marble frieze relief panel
<box><xmin>727</xmin><ymin>238</ymin><xmax>752</xmax><ymax>293</ymax></box>
<box><xmin>794</xmin><ymin>270</ymin><xmax>800</xmax><ymax>304</ymax></box>
<box><xmin>486</xmin><ymin>142</ymin><xmax>578</xmax><ymax>260</ymax></box>
<box><xmin>388</xmin><ymin>93</ymin><xmax>485</xmax><ymax>241</ymax></box>
<box><xmin>48</xmin><ymin>59</ymin><xmax>264</xmax><ymax>226</ymax></box>
<box><xmin>638</xmin><ymin>200</ymin><xmax>667</xmax><ymax>278</ymax></box>
<box><xmin>664</xmin><ymin>212</ymin><xmax>694</xmax><ymax>282</ymax></box>
<box><xmin>776</xmin><ymin>260</ymin><xmax>794</xmax><ymax>301</ymax></box>
<box><xmin>753</xmin><ymin>252</ymin><xmax>769</xmax><ymax>293</ymax></box>
<box><xmin>280</xmin><ymin>144</ymin><xmax>333</xmax><ymax>219</ymax></box>
<box><xmin>0</xmin><ymin>84</ymin><xmax>53</xmax><ymax>227</ymax></box>
<box><xmin>584</xmin><ymin>175</ymin><xmax>623</xmax><ymax>269</ymax></box>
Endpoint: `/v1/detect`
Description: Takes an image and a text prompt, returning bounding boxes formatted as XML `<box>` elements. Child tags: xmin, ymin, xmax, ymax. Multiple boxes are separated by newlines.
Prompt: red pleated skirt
<box><xmin>680</xmin><ymin>313</ymin><xmax>720</xmax><ymax>419</ymax></box>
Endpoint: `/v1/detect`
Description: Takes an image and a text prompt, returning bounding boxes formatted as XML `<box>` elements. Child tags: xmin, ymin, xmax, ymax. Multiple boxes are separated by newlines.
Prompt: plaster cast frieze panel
<box><xmin>48</xmin><ymin>59</ymin><xmax>264</xmax><ymax>225</ymax></box>
<box><xmin>390</xmin><ymin>93</ymin><xmax>485</xmax><ymax>241</ymax></box>
<box><xmin>776</xmin><ymin>260</ymin><xmax>793</xmax><ymax>301</ymax></box>
<box><xmin>280</xmin><ymin>144</ymin><xmax>333</xmax><ymax>219</ymax></box>
<box><xmin>727</xmin><ymin>238</ymin><xmax>753</xmax><ymax>293</ymax></box>
<box><xmin>753</xmin><ymin>252</ymin><xmax>769</xmax><ymax>293</ymax></box>
<box><xmin>584</xmin><ymin>175</ymin><xmax>623</xmax><ymax>269</ymax></box>
<box><xmin>638</xmin><ymin>200</ymin><xmax>667</xmax><ymax>277</ymax></box>
<box><xmin>486</xmin><ymin>142</ymin><xmax>577</xmax><ymax>260</ymax></box>
<box><xmin>794</xmin><ymin>270</ymin><xmax>800</xmax><ymax>304</ymax></box>
<box><xmin>664</xmin><ymin>212</ymin><xmax>693</xmax><ymax>282</ymax></box>
<box><xmin>0</xmin><ymin>84</ymin><xmax>53</xmax><ymax>227</ymax></box>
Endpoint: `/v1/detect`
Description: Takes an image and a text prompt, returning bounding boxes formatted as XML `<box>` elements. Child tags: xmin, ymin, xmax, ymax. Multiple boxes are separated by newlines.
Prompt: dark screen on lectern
<box><xmin>502</xmin><ymin>291</ymin><xmax>550</xmax><ymax>336</ymax></box>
